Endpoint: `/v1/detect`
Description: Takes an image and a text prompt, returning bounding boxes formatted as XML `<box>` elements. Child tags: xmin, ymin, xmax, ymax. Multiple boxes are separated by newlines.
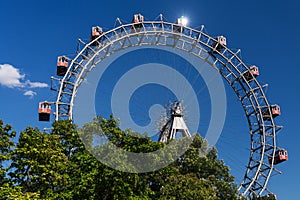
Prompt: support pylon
<box><xmin>158</xmin><ymin>101</ymin><xmax>191</xmax><ymax>143</ymax></box>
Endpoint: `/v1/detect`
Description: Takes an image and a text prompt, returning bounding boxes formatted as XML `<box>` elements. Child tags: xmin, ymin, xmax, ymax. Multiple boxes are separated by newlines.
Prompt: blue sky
<box><xmin>0</xmin><ymin>0</ymin><xmax>299</xmax><ymax>199</ymax></box>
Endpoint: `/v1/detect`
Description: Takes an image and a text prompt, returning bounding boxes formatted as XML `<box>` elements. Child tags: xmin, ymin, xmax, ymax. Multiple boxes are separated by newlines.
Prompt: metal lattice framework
<box><xmin>51</xmin><ymin>15</ymin><xmax>283</xmax><ymax>198</ymax></box>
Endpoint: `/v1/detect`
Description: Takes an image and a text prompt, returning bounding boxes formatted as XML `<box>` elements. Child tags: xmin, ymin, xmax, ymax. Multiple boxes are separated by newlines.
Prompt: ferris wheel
<box><xmin>38</xmin><ymin>14</ymin><xmax>288</xmax><ymax>198</ymax></box>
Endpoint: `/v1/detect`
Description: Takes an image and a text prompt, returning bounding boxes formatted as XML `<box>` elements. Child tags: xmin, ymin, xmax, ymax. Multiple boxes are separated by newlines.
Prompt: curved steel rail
<box><xmin>53</xmin><ymin>17</ymin><xmax>282</xmax><ymax>198</ymax></box>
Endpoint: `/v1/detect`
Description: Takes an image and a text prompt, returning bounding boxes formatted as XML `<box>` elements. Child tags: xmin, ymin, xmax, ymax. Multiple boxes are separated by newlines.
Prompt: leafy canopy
<box><xmin>0</xmin><ymin>116</ymin><xmax>245</xmax><ymax>200</ymax></box>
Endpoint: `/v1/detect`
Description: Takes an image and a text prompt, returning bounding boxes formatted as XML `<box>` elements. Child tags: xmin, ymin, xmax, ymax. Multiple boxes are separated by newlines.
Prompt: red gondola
<box><xmin>212</xmin><ymin>36</ymin><xmax>227</xmax><ymax>52</ymax></box>
<box><xmin>243</xmin><ymin>65</ymin><xmax>259</xmax><ymax>81</ymax></box>
<box><xmin>38</xmin><ymin>102</ymin><xmax>51</xmax><ymax>121</ymax></box>
<box><xmin>90</xmin><ymin>26</ymin><xmax>103</xmax><ymax>46</ymax></box>
<box><xmin>262</xmin><ymin>104</ymin><xmax>281</xmax><ymax>121</ymax></box>
<box><xmin>132</xmin><ymin>14</ymin><xmax>144</xmax><ymax>31</ymax></box>
<box><xmin>269</xmin><ymin>149</ymin><xmax>288</xmax><ymax>165</ymax></box>
<box><xmin>56</xmin><ymin>56</ymin><xmax>68</xmax><ymax>76</ymax></box>
<box><xmin>132</xmin><ymin>13</ymin><xmax>144</xmax><ymax>23</ymax></box>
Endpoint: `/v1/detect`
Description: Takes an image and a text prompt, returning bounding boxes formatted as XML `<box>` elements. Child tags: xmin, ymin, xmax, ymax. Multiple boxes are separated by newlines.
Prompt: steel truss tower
<box><xmin>159</xmin><ymin>101</ymin><xmax>191</xmax><ymax>143</ymax></box>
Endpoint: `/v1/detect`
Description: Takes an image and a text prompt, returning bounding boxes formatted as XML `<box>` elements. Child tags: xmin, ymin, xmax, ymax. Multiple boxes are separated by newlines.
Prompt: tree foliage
<box><xmin>0</xmin><ymin>116</ymin><xmax>246</xmax><ymax>199</ymax></box>
<box><xmin>0</xmin><ymin>120</ymin><xmax>15</xmax><ymax>185</ymax></box>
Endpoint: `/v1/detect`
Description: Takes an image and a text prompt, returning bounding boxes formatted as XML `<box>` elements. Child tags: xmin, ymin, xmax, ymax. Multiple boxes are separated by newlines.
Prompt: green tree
<box><xmin>160</xmin><ymin>173</ymin><xmax>219</xmax><ymax>200</ymax></box>
<box><xmin>174</xmin><ymin>135</ymin><xmax>239</xmax><ymax>199</ymax></box>
<box><xmin>1</xmin><ymin>117</ymin><xmax>246</xmax><ymax>199</ymax></box>
<box><xmin>9</xmin><ymin>127</ymin><xmax>71</xmax><ymax>199</ymax></box>
<box><xmin>84</xmin><ymin>116</ymin><xmax>241</xmax><ymax>199</ymax></box>
<box><xmin>0</xmin><ymin>121</ymin><xmax>41</xmax><ymax>200</ymax></box>
<box><xmin>0</xmin><ymin>120</ymin><xmax>15</xmax><ymax>185</ymax></box>
<box><xmin>0</xmin><ymin>183</ymin><xmax>40</xmax><ymax>200</ymax></box>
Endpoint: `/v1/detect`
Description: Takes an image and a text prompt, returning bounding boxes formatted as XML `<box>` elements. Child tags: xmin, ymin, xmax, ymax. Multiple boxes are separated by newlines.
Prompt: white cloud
<box><xmin>0</xmin><ymin>64</ymin><xmax>25</xmax><ymax>88</ymax></box>
<box><xmin>0</xmin><ymin>64</ymin><xmax>49</xmax><ymax>98</ymax></box>
<box><xmin>26</xmin><ymin>80</ymin><xmax>48</xmax><ymax>88</ymax></box>
<box><xmin>23</xmin><ymin>90</ymin><xmax>37</xmax><ymax>98</ymax></box>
